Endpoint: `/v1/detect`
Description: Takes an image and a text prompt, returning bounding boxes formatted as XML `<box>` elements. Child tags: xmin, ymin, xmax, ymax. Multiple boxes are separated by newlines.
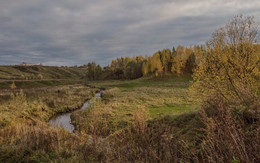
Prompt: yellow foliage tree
<box><xmin>171</xmin><ymin>46</ymin><xmax>190</xmax><ymax>75</ymax></box>
<box><xmin>10</xmin><ymin>81</ymin><xmax>17</xmax><ymax>89</ymax></box>
<box><xmin>142</xmin><ymin>61</ymin><xmax>149</xmax><ymax>76</ymax></box>
<box><xmin>192</xmin><ymin>15</ymin><xmax>260</xmax><ymax>109</ymax></box>
<box><xmin>150</xmin><ymin>52</ymin><xmax>163</xmax><ymax>76</ymax></box>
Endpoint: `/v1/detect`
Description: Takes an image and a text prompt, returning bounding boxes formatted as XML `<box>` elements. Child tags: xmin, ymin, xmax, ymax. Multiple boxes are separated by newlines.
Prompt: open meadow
<box><xmin>0</xmin><ymin>75</ymin><xmax>200</xmax><ymax>161</ymax></box>
<box><xmin>0</xmin><ymin>72</ymin><xmax>259</xmax><ymax>162</ymax></box>
<box><xmin>0</xmin><ymin>12</ymin><xmax>259</xmax><ymax>162</ymax></box>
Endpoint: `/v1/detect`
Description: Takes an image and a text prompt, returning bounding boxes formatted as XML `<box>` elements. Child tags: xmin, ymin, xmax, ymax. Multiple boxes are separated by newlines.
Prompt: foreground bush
<box><xmin>91</xmin><ymin>100</ymin><xmax>259</xmax><ymax>163</ymax></box>
<box><xmin>200</xmin><ymin>97</ymin><xmax>260</xmax><ymax>163</ymax></box>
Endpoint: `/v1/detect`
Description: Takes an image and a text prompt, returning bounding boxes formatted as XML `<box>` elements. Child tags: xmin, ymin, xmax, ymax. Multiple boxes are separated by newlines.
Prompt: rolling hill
<box><xmin>0</xmin><ymin>65</ymin><xmax>86</xmax><ymax>80</ymax></box>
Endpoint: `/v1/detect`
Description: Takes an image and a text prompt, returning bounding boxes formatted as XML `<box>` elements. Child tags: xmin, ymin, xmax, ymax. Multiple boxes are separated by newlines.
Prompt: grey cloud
<box><xmin>0</xmin><ymin>0</ymin><xmax>259</xmax><ymax>66</ymax></box>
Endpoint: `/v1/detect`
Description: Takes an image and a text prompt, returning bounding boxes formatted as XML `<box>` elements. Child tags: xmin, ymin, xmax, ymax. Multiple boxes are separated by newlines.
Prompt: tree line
<box><xmin>83</xmin><ymin>45</ymin><xmax>207</xmax><ymax>80</ymax></box>
<box><xmin>83</xmin><ymin>15</ymin><xmax>259</xmax><ymax>82</ymax></box>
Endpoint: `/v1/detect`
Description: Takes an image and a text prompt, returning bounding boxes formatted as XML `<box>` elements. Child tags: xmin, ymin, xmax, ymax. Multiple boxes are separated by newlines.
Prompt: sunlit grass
<box><xmin>0</xmin><ymin>85</ymin><xmax>97</xmax><ymax>127</ymax></box>
<box><xmin>149</xmin><ymin>104</ymin><xmax>199</xmax><ymax>117</ymax></box>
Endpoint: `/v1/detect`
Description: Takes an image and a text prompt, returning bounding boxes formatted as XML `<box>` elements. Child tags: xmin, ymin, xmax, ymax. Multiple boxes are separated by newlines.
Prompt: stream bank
<box><xmin>49</xmin><ymin>91</ymin><xmax>102</xmax><ymax>133</ymax></box>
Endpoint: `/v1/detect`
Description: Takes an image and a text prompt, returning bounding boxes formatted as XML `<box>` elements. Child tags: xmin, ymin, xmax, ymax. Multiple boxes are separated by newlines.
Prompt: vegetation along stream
<box><xmin>49</xmin><ymin>91</ymin><xmax>102</xmax><ymax>133</ymax></box>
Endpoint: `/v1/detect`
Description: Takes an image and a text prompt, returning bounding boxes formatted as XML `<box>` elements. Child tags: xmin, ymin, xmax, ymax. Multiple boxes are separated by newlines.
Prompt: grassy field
<box><xmin>91</xmin><ymin>75</ymin><xmax>192</xmax><ymax>90</ymax></box>
<box><xmin>69</xmin><ymin>76</ymin><xmax>205</xmax><ymax>162</ymax></box>
<box><xmin>0</xmin><ymin>75</ymin><xmax>258</xmax><ymax>162</ymax></box>
<box><xmin>72</xmin><ymin>75</ymin><xmax>200</xmax><ymax>137</ymax></box>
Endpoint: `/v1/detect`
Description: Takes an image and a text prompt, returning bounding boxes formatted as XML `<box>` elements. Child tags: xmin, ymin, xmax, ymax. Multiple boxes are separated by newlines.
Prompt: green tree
<box><xmin>172</xmin><ymin>46</ymin><xmax>176</xmax><ymax>54</ymax></box>
<box><xmin>184</xmin><ymin>52</ymin><xmax>196</xmax><ymax>73</ymax></box>
<box><xmin>86</xmin><ymin>62</ymin><xmax>103</xmax><ymax>80</ymax></box>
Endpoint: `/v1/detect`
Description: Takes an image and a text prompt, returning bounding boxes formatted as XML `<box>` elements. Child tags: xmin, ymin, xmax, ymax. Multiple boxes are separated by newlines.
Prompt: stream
<box><xmin>48</xmin><ymin>91</ymin><xmax>102</xmax><ymax>133</ymax></box>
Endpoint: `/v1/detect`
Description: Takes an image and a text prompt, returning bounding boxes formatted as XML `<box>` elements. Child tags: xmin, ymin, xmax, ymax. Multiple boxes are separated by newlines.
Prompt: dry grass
<box><xmin>0</xmin><ymin>121</ymin><xmax>93</xmax><ymax>162</ymax></box>
<box><xmin>83</xmin><ymin>97</ymin><xmax>259</xmax><ymax>163</ymax></box>
<box><xmin>0</xmin><ymin>85</ymin><xmax>99</xmax><ymax>162</ymax></box>
<box><xmin>199</xmin><ymin>98</ymin><xmax>260</xmax><ymax>163</ymax></box>
<box><xmin>92</xmin><ymin>107</ymin><xmax>203</xmax><ymax>162</ymax></box>
<box><xmin>0</xmin><ymin>85</ymin><xmax>97</xmax><ymax>127</ymax></box>
<box><xmin>0</xmin><ymin>77</ymin><xmax>259</xmax><ymax>162</ymax></box>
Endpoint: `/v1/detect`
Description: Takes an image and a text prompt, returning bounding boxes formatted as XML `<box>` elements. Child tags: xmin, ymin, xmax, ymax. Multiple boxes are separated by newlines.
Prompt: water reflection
<box><xmin>49</xmin><ymin>92</ymin><xmax>102</xmax><ymax>133</ymax></box>
<box><xmin>49</xmin><ymin>113</ymin><xmax>74</xmax><ymax>133</ymax></box>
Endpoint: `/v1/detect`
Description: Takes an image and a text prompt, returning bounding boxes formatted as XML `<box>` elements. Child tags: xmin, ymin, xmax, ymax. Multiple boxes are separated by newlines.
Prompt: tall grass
<box><xmin>0</xmin><ymin>121</ymin><xmax>91</xmax><ymax>162</ymax></box>
<box><xmin>0</xmin><ymin>84</ymin><xmax>99</xmax><ymax>162</ymax></box>
<box><xmin>199</xmin><ymin>97</ymin><xmax>260</xmax><ymax>163</ymax></box>
<box><xmin>87</xmin><ymin>99</ymin><xmax>259</xmax><ymax>163</ymax></box>
<box><xmin>0</xmin><ymin>85</ymin><xmax>97</xmax><ymax>126</ymax></box>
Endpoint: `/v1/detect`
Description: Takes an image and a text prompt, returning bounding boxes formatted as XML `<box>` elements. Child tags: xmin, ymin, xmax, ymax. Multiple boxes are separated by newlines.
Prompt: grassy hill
<box><xmin>0</xmin><ymin>65</ymin><xmax>86</xmax><ymax>80</ymax></box>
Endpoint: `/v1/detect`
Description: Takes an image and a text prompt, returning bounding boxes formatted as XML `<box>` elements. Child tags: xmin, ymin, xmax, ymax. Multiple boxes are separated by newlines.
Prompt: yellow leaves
<box><xmin>192</xmin><ymin>15</ymin><xmax>260</xmax><ymax>107</ymax></box>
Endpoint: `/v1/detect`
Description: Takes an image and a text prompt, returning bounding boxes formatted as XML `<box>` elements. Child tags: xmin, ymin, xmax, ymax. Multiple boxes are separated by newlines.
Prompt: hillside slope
<box><xmin>0</xmin><ymin>65</ymin><xmax>86</xmax><ymax>80</ymax></box>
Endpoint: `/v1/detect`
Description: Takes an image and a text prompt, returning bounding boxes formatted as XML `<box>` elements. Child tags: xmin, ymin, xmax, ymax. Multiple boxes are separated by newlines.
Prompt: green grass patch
<box><xmin>90</xmin><ymin>75</ymin><xmax>193</xmax><ymax>90</ymax></box>
<box><xmin>149</xmin><ymin>104</ymin><xmax>199</xmax><ymax>117</ymax></box>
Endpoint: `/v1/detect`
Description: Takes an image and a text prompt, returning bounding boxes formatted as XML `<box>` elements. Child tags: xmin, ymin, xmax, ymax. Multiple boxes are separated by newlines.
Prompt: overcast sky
<box><xmin>0</xmin><ymin>0</ymin><xmax>259</xmax><ymax>66</ymax></box>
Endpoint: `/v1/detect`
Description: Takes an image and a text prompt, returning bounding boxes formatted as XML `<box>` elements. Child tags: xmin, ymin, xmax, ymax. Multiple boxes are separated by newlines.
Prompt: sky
<box><xmin>0</xmin><ymin>0</ymin><xmax>260</xmax><ymax>66</ymax></box>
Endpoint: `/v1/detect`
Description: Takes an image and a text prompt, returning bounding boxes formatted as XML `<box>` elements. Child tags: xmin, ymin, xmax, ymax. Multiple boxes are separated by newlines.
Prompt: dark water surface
<box><xmin>49</xmin><ymin>92</ymin><xmax>102</xmax><ymax>133</ymax></box>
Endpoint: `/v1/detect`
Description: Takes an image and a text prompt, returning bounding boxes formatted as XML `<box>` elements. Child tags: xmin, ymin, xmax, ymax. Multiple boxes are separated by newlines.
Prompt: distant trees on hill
<box><xmin>104</xmin><ymin>56</ymin><xmax>145</xmax><ymax>79</ymax></box>
<box><xmin>84</xmin><ymin>16</ymin><xmax>259</xmax><ymax>82</ymax></box>
<box><xmin>142</xmin><ymin>46</ymin><xmax>205</xmax><ymax>77</ymax></box>
<box><xmin>84</xmin><ymin>45</ymin><xmax>206</xmax><ymax>80</ymax></box>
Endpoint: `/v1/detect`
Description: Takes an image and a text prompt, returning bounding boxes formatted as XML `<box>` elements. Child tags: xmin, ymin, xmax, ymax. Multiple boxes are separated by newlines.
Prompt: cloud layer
<box><xmin>0</xmin><ymin>0</ymin><xmax>260</xmax><ymax>66</ymax></box>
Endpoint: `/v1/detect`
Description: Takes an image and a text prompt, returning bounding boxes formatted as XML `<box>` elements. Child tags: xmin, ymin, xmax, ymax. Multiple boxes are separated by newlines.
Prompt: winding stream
<box><xmin>49</xmin><ymin>91</ymin><xmax>102</xmax><ymax>133</ymax></box>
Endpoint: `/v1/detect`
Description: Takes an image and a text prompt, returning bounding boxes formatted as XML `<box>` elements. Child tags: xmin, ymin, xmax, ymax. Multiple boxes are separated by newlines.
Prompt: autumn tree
<box><xmin>150</xmin><ymin>52</ymin><xmax>163</xmax><ymax>76</ymax></box>
<box><xmin>10</xmin><ymin>81</ymin><xmax>17</xmax><ymax>89</ymax></box>
<box><xmin>160</xmin><ymin>49</ymin><xmax>172</xmax><ymax>73</ymax></box>
<box><xmin>142</xmin><ymin>60</ymin><xmax>150</xmax><ymax>76</ymax></box>
<box><xmin>171</xmin><ymin>46</ymin><xmax>189</xmax><ymax>74</ymax></box>
<box><xmin>192</xmin><ymin>15</ymin><xmax>260</xmax><ymax>109</ymax></box>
